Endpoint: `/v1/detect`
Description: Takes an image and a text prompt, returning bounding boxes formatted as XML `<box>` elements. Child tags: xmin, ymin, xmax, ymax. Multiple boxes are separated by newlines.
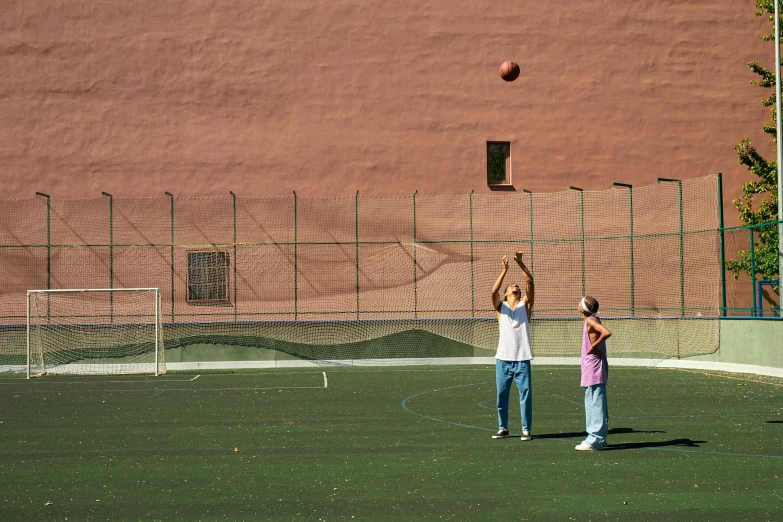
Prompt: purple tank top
<box><xmin>580</xmin><ymin>317</ymin><xmax>608</xmax><ymax>387</ymax></box>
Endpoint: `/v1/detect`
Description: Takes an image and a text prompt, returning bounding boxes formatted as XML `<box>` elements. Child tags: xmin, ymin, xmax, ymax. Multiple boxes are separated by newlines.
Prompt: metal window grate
<box><xmin>187</xmin><ymin>251</ymin><xmax>231</xmax><ymax>305</ymax></box>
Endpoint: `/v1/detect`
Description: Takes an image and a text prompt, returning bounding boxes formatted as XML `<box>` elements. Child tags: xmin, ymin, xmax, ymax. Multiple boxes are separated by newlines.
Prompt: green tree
<box><xmin>727</xmin><ymin>0</ymin><xmax>780</xmax><ymax>292</ymax></box>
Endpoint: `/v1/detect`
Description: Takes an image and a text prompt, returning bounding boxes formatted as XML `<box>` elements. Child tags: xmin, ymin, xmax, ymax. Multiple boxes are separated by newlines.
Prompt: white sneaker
<box><xmin>520</xmin><ymin>430</ymin><xmax>532</xmax><ymax>441</ymax></box>
<box><xmin>575</xmin><ymin>443</ymin><xmax>597</xmax><ymax>451</ymax></box>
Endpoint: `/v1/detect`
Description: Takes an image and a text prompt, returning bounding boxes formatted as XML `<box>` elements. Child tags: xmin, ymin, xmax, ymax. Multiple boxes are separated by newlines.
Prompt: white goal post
<box><xmin>26</xmin><ymin>288</ymin><xmax>165</xmax><ymax>378</ymax></box>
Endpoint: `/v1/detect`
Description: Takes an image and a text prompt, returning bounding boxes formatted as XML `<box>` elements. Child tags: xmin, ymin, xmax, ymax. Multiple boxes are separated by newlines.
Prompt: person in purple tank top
<box><xmin>575</xmin><ymin>296</ymin><xmax>612</xmax><ymax>451</ymax></box>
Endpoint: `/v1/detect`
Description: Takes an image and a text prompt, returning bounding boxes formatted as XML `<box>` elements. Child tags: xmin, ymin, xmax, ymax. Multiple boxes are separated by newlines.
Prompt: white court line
<box><xmin>323</xmin><ymin>372</ymin><xmax>328</xmax><ymax>388</ymax></box>
<box><xmin>3</xmin><ymin>386</ymin><xmax>328</xmax><ymax>394</ymax></box>
<box><xmin>675</xmin><ymin>368</ymin><xmax>783</xmax><ymax>387</ymax></box>
<box><xmin>174</xmin><ymin>370</ymin><xmax>326</xmax><ymax>377</ymax></box>
<box><xmin>0</xmin><ymin>378</ymin><xmax>197</xmax><ymax>385</ymax></box>
<box><xmin>0</xmin><ymin>372</ymin><xmax>325</xmax><ymax>385</ymax></box>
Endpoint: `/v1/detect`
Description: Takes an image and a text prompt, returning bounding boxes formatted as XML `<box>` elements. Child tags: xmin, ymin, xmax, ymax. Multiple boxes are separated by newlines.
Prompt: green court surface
<box><xmin>1</xmin><ymin>366</ymin><xmax>781</xmax><ymax>521</ymax></box>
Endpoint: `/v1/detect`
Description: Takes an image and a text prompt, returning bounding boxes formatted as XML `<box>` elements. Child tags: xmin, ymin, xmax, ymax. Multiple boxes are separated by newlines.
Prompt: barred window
<box><xmin>187</xmin><ymin>251</ymin><xmax>231</xmax><ymax>305</ymax></box>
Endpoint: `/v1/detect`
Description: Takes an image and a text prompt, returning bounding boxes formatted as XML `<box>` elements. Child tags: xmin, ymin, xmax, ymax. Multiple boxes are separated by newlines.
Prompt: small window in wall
<box><xmin>187</xmin><ymin>250</ymin><xmax>231</xmax><ymax>305</ymax></box>
<box><xmin>487</xmin><ymin>142</ymin><xmax>511</xmax><ymax>185</ymax></box>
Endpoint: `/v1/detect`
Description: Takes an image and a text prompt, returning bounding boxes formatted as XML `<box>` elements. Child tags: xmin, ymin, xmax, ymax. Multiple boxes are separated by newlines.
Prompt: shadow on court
<box><xmin>767</xmin><ymin>420</ymin><xmax>783</xmax><ymax>424</ymax></box>
<box><xmin>604</xmin><ymin>438</ymin><xmax>706</xmax><ymax>451</ymax></box>
<box><xmin>532</xmin><ymin>426</ymin><xmax>665</xmax><ymax>440</ymax></box>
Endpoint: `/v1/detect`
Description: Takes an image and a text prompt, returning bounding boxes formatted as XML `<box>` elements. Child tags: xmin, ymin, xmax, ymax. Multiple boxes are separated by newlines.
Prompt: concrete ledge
<box><xmin>6</xmin><ymin>358</ymin><xmax>783</xmax><ymax>378</ymax></box>
<box><xmin>167</xmin><ymin>358</ymin><xmax>783</xmax><ymax>377</ymax></box>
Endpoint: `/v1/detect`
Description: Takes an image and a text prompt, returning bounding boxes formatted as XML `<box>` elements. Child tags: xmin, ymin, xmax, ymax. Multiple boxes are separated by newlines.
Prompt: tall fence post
<box><xmin>523</xmin><ymin>190</ymin><xmax>534</xmax><ymax>317</ymax></box>
<box><xmin>36</xmin><ymin>193</ymin><xmax>51</xmax><ymax>322</ymax></box>
<box><xmin>570</xmin><ymin>186</ymin><xmax>585</xmax><ymax>296</ymax></box>
<box><xmin>355</xmin><ymin>191</ymin><xmax>360</xmax><ymax>320</ymax></box>
<box><xmin>165</xmin><ymin>192</ymin><xmax>175</xmax><ymax>323</ymax></box>
<box><xmin>658</xmin><ymin>178</ymin><xmax>685</xmax><ymax>317</ymax></box>
<box><xmin>102</xmin><ymin>192</ymin><xmax>114</xmax><ymax>323</ymax></box>
<box><xmin>230</xmin><ymin>191</ymin><xmax>238</xmax><ymax>323</ymax></box>
<box><xmin>750</xmin><ymin>228</ymin><xmax>757</xmax><ymax>317</ymax></box>
<box><xmin>717</xmin><ymin>173</ymin><xmax>727</xmax><ymax>317</ymax></box>
<box><xmin>469</xmin><ymin>190</ymin><xmax>475</xmax><ymax>318</ymax></box>
<box><xmin>613</xmin><ymin>183</ymin><xmax>634</xmax><ymax>316</ymax></box>
<box><xmin>677</xmin><ymin>183</ymin><xmax>685</xmax><ymax>316</ymax></box>
<box><xmin>413</xmin><ymin>190</ymin><xmax>418</xmax><ymax>319</ymax></box>
<box><xmin>293</xmin><ymin>191</ymin><xmax>298</xmax><ymax>321</ymax></box>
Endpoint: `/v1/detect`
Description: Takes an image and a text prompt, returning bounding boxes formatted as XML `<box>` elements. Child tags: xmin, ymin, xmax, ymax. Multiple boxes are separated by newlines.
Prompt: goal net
<box><xmin>27</xmin><ymin>288</ymin><xmax>165</xmax><ymax>377</ymax></box>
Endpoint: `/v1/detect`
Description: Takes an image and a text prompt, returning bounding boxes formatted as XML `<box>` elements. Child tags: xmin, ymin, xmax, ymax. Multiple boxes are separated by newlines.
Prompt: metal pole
<box><xmin>523</xmin><ymin>190</ymin><xmax>535</xmax><ymax>313</ymax></box>
<box><xmin>658</xmin><ymin>178</ymin><xmax>685</xmax><ymax>317</ymax></box>
<box><xmin>36</xmin><ymin>193</ymin><xmax>51</xmax><ymax>322</ymax></box>
<box><xmin>751</xmin><ymin>228</ymin><xmax>758</xmax><ymax>317</ymax></box>
<box><xmin>26</xmin><ymin>291</ymin><xmax>30</xmax><ymax>379</ymax></box>
<box><xmin>165</xmin><ymin>192</ymin><xmax>175</xmax><ymax>323</ymax></box>
<box><xmin>102</xmin><ymin>192</ymin><xmax>114</xmax><ymax>323</ymax></box>
<box><xmin>716</xmin><ymin>174</ymin><xmax>727</xmax><ymax>317</ymax></box>
<box><xmin>355</xmin><ymin>190</ymin><xmax>360</xmax><ymax>320</ymax></box>
<box><xmin>293</xmin><ymin>191</ymin><xmax>298</xmax><ymax>321</ymax></box>
<box><xmin>469</xmin><ymin>190</ymin><xmax>475</xmax><ymax>318</ymax></box>
<box><xmin>154</xmin><ymin>288</ymin><xmax>159</xmax><ymax>376</ymax></box>
<box><xmin>231</xmin><ymin>191</ymin><xmax>238</xmax><ymax>323</ymax></box>
<box><xmin>413</xmin><ymin>190</ymin><xmax>418</xmax><ymax>319</ymax></box>
<box><xmin>758</xmin><ymin>280</ymin><xmax>764</xmax><ymax>317</ymax></box>
<box><xmin>613</xmin><ymin>183</ymin><xmax>634</xmax><ymax>316</ymax></box>
<box><xmin>776</xmin><ymin>0</ymin><xmax>783</xmax><ymax>317</ymax></box>
<box><xmin>677</xmin><ymin>183</ymin><xmax>685</xmax><ymax>317</ymax></box>
<box><xmin>570</xmin><ymin>186</ymin><xmax>585</xmax><ymax>296</ymax></box>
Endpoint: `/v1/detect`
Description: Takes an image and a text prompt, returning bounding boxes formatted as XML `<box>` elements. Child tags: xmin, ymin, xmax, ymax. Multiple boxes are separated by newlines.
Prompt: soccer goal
<box><xmin>26</xmin><ymin>288</ymin><xmax>165</xmax><ymax>378</ymax></box>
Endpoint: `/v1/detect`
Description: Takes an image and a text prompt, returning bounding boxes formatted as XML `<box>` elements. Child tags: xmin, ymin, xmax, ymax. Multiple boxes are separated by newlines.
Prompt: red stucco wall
<box><xmin>0</xmin><ymin>1</ymin><xmax>773</xmax><ymax>225</ymax></box>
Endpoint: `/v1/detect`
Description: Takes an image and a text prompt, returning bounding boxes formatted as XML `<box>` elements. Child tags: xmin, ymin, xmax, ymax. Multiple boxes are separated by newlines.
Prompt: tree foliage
<box><xmin>727</xmin><ymin>0</ymin><xmax>780</xmax><ymax>284</ymax></box>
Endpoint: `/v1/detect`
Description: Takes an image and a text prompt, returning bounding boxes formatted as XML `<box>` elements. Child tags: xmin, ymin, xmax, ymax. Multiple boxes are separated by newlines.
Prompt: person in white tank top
<box><xmin>490</xmin><ymin>251</ymin><xmax>535</xmax><ymax>441</ymax></box>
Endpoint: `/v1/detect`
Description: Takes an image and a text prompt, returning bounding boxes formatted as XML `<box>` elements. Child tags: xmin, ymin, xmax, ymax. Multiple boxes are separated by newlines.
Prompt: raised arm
<box><xmin>491</xmin><ymin>256</ymin><xmax>509</xmax><ymax>315</ymax></box>
<box><xmin>585</xmin><ymin>317</ymin><xmax>612</xmax><ymax>356</ymax></box>
<box><xmin>514</xmin><ymin>251</ymin><xmax>534</xmax><ymax>320</ymax></box>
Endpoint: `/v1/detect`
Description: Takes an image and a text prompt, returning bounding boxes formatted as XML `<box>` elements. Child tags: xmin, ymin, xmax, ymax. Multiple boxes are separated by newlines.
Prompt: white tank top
<box><xmin>496</xmin><ymin>301</ymin><xmax>534</xmax><ymax>361</ymax></box>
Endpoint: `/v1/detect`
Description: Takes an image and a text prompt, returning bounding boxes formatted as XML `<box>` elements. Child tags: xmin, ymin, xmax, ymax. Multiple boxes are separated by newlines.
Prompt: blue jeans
<box><xmin>583</xmin><ymin>384</ymin><xmax>609</xmax><ymax>448</ymax></box>
<box><xmin>495</xmin><ymin>359</ymin><xmax>532</xmax><ymax>432</ymax></box>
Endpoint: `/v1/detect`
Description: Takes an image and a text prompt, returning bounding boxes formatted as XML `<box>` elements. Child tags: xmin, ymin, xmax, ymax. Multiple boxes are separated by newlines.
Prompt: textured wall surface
<box><xmin>0</xmin><ymin>1</ymin><xmax>772</xmax><ymax>224</ymax></box>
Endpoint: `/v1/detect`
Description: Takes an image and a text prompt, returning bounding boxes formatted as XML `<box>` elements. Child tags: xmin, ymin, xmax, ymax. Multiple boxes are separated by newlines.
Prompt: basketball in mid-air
<box><xmin>499</xmin><ymin>61</ymin><xmax>520</xmax><ymax>82</ymax></box>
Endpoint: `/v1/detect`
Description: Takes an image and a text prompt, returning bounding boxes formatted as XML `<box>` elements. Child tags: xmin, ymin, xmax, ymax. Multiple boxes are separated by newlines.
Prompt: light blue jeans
<box><xmin>495</xmin><ymin>359</ymin><xmax>532</xmax><ymax>432</ymax></box>
<box><xmin>583</xmin><ymin>384</ymin><xmax>609</xmax><ymax>448</ymax></box>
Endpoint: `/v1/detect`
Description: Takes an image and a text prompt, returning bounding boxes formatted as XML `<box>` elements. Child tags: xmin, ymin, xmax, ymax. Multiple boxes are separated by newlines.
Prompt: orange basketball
<box><xmin>499</xmin><ymin>61</ymin><xmax>520</xmax><ymax>82</ymax></box>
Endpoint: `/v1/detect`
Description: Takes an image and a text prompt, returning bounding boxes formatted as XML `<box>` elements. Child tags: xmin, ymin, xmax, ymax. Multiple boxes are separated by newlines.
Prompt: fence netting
<box><xmin>723</xmin><ymin>220</ymin><xmax>781</xmax><ymax>317</ymax></box>
<box><xmin>0</xmin><ymin>175</ymin><xmax>724</xmax><ymax>369</ymax></box>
